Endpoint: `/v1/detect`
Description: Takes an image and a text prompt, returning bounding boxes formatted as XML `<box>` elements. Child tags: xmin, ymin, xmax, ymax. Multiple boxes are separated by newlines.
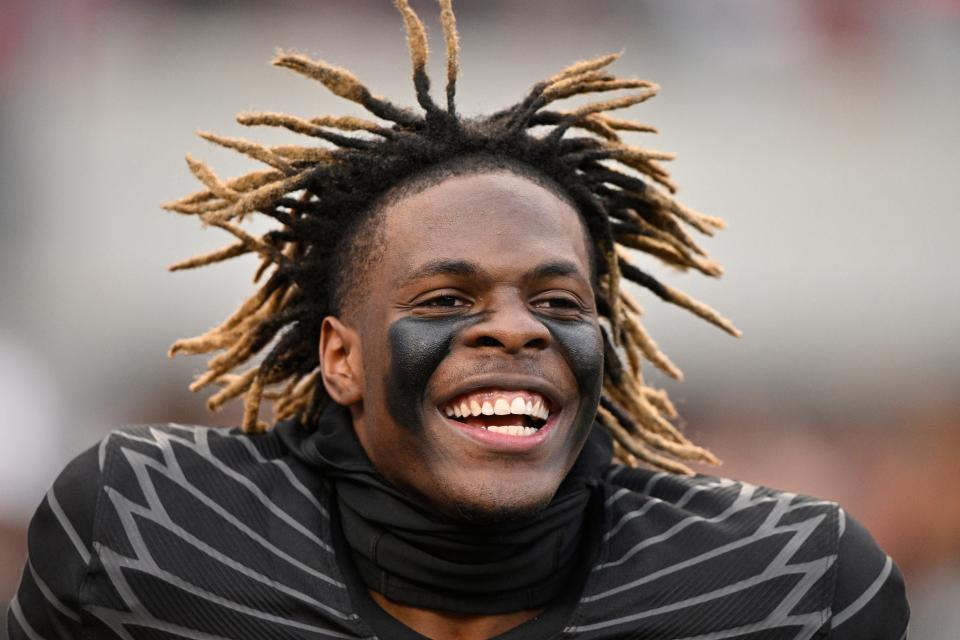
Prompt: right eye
<box><xmin>419</xmin><ymin>294</ymin><xmax>469</xmax><ymax>308</ymax></box>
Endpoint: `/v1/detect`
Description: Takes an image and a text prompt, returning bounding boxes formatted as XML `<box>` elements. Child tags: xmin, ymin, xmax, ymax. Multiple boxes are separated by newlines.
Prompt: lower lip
<box><xmin>439</xmin><ymin>410</ymin><xmax>559</xmax><ymax>453</ymax></box>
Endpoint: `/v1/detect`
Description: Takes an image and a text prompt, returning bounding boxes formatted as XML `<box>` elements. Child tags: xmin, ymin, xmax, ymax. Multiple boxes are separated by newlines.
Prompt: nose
<box><xmin>460</xmin><ymin>291</ymin><xmax>551</xmax><ymax>353</ymax></box>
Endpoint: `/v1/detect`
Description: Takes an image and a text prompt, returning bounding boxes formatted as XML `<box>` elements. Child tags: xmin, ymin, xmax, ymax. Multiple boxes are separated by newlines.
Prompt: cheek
<box><xmin>538</xmin><ymin>318</ymin><xmax>604</xmax><ymax>420</ymax></box>
<box><xmin>384</xmin><ymin>316</ymin><xmax>479</xmax><ymax>432</ymax></box>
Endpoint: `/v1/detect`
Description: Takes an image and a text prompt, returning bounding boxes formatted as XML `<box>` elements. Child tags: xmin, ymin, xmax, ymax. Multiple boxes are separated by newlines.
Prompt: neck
<box><xmin>370</xmin><ymin>590</ymin><xmax>543</xmax><ymax>640</ymax></box>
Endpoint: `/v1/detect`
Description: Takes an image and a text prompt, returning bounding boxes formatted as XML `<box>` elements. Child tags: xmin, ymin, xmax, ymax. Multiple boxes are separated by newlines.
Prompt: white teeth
<box><xmin>484</xmin><ymin>425</ymin><xmax>538</xmax><ymax>437</ymax></box>
<box><xmin>443</xmin><ymin>392</ymin><xmax>552</xmax><ymax>420</ymax></box>
<box><xmin>532</xmin><ymin>399</ymin><xmax>548</xmax><ymax>420</ymax></box>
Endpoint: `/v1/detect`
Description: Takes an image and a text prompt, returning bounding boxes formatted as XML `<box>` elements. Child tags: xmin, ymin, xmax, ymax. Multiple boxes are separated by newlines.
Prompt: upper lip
<box><xmin>434</xmin><ymin>373</ymin><xmax>563</xmax><ymax>413</ymax></box>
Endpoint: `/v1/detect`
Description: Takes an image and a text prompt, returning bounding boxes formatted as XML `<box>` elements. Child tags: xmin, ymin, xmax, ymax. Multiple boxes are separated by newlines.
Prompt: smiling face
<box><xmin>320</xmin><ymin>170</ymin><xmax>604</xmax><ymax>522</ymax></box>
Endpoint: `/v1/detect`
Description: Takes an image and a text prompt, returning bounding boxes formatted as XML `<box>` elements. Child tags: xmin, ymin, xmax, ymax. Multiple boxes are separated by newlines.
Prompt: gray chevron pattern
<box><xmin>9</xmin><ymin>423</ymin><xmax>906</xmax><ymax>640</ymax></box>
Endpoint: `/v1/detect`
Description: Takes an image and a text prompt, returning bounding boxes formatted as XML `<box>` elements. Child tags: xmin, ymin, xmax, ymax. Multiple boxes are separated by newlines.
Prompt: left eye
<box><xmin>533</xmin><ymin>297</ymin><xmax>581</xmax><ymax>310</ymax></box>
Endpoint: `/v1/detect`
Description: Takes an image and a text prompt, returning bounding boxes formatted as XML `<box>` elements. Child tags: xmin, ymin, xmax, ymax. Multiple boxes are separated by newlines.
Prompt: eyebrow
<box><xmin>396</xmin><ymin>259</ymin><xmax>487</xmax><ymax>286</ymax></box>
<box><xmin>524</xmin><ymin>260</ymin><xmax>589</xmax><ymax>284</ymax></box>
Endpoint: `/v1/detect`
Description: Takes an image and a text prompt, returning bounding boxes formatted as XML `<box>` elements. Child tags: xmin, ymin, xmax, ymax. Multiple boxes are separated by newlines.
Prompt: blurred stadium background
<box><xmin>1</xmin><ymin>0</ymin><xmax>958</xmax><ymax>636</ymax></box>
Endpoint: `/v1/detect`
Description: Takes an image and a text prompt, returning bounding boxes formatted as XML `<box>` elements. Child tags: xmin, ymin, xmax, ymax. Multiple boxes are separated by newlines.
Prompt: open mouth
<box><xmin>439</xmin><ymin>389</ymin><xmax>552</xmax><ymax>437</ymax></box>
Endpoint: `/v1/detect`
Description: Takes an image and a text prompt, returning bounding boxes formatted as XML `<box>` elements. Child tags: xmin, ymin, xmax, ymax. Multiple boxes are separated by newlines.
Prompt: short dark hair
<box><xmin>165</xmin><ymin>0</ymin><xmax>739</xmax><ymax>474</ymax></box>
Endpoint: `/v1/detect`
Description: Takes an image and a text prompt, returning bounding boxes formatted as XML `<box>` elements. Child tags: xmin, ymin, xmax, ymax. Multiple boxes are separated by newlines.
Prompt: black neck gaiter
<box><xmin>285</xmin><ymin>405</ymin><xmax>611</xmax><ymax>614</ymax></box>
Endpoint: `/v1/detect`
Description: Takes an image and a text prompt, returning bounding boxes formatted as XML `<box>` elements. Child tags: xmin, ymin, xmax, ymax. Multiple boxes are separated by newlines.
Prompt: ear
<box><xmin>319</xmin><ymin>316</ymin><xmax>364</xmax><ymax>406</ymax></box>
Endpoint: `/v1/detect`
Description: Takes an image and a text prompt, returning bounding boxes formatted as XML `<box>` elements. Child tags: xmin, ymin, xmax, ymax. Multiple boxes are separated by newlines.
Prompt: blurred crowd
<box><xmin>1</xmin><ymin>1</ymin><xmax>958</xmax><ymax>637</ymax></box>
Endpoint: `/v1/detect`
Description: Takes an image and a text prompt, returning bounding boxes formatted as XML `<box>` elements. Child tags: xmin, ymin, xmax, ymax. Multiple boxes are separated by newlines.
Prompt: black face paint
<box><xmin>385</xmin><ymin>312</ymin><xmax>603</xmax><ymax>436</ymax></box>
<box><xmin>385</xmin><ymin>315</ymin><xmax>483</xmax><ymax>432</ymax></box>
<box><xmin>536</xmin><ymin>315</ymin><xmax>605</xmax><ymax>437</ymax></box>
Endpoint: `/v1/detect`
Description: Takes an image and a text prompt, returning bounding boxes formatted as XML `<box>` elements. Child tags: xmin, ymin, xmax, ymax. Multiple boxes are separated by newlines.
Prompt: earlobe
<box><xmin>319</xmin><ymin>316</ymin><xmax>364</xmax><ymax>406</ymax></box>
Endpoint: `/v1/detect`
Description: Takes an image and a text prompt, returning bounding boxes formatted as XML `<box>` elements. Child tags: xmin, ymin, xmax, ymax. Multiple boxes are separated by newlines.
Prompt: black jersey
<box><xmin>9</xmin><ymin>423</ymin><xmax>908</xmax><ymax>639</ymax></box>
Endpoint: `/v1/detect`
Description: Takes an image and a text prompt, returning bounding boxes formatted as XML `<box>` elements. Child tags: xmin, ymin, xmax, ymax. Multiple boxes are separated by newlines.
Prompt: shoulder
<box><xmin>575</xmin><ymin>466</ymin><xmax>908</xmax><ymax>638</ymax></box>
<box><xmin>97</xmin><ymin>422</ymin><xmax>285</xmax><ymax>467</ymax></box>
<box><xmin>14</xmin><ymin>441</ymin><xmax>102</xmax><ymax>621</ymax></box>
<box><xmin>92</xmin><ymin>421</ymin><xmax>326</xmax><ymax>494</ymax></box>
<box><xmin>829</xmin><ymin>508</ymin><xmax>909</xmax><ymax>639</ymax></box>
<box><xmin>11</xmin><ymin>423</ymin><xmax>346</xmax><ymax>639</ymax></box>
<box><xmin>11</xmin><ymin>436</ymin><xmax>105</xmax><ymax>637</ymax></box>
<box><xmin>92</xmin><ymin>422</ymin><xmax>331</xmax><ymax>529</ymax></box>
<box><xmin>21</xmin><ymin>422</ymin><xmax>294</xmax><ymax>576</ymax></box>
<box><xmin>602</xmin><ymin>466</ymin><xmax>842</xmax><ymax>551</ymax></box>
<box><xmin>598</xmin><ymin>467</ymin><xmax>842</xmax><ymax>590</ymax></box>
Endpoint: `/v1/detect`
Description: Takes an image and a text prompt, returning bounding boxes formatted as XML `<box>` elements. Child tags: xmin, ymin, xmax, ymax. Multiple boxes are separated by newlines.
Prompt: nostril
<box><xmin>476</xmin><ymin>336</ymin><xmax>502</xmax><ymax>348</ymax></box>
<box><xmin>525</xmin><ymin>337</ymin><xmax>548</xmax><ymax>350</ymax></box>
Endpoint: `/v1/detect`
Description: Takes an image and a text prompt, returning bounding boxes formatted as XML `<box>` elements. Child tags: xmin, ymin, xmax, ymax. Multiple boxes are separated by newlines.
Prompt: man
<box><xmin>9</xmin><ymin>1</ymin><xmax>908</xmax><ymax>639</ymax></box>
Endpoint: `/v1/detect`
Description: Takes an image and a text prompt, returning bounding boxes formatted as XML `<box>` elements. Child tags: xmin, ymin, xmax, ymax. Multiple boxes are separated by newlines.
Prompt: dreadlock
<box><xmin>164</xmin><ymin>0</ymin><xmax>740</xmax><ymax>475</ymax></box>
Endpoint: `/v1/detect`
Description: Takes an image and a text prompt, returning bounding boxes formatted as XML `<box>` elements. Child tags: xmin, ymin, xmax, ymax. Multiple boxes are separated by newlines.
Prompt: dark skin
<box><xmin>319</xmin><ymin>171</ymin><xmax>602</xmax><ymax>640</ymax></box>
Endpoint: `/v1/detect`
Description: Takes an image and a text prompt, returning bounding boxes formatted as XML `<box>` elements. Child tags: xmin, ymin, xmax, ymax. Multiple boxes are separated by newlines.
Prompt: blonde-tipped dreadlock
<box><xmin>165</xmin><ymin>0</ymin><xmax>740</xmax><ymax>474</ymax></box>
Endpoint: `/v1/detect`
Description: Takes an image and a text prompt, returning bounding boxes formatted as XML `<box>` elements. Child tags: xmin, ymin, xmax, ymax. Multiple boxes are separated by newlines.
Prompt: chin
<box><xmin>433</xmin><ymin>475</ymin><xmax>558</xmax><ymax>524</ymax></box>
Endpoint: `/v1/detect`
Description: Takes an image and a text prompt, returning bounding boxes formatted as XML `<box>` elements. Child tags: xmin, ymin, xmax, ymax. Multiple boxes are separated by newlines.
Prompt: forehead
<box><xmin>378</xmin><ymin>171</ymin><xmax>593</xmax><ymax>283</ymax></box>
